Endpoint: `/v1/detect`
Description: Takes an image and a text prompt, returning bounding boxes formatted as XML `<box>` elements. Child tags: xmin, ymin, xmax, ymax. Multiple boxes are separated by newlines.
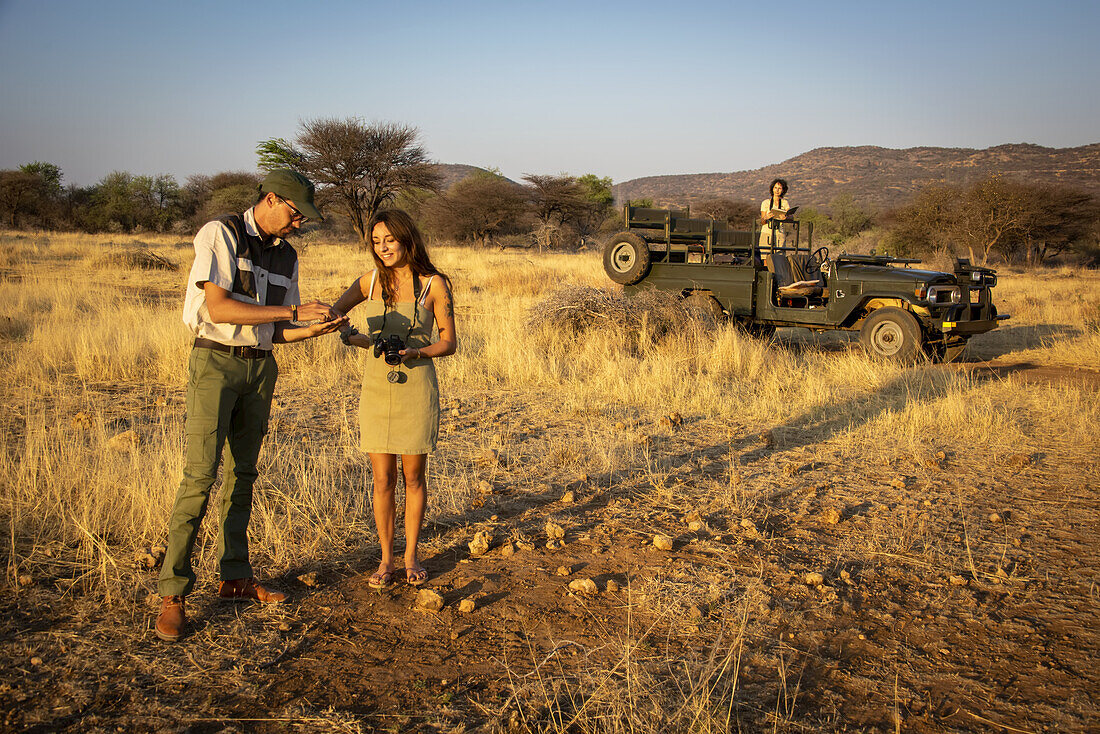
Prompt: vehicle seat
<box><xmin>770</xmin><ymin>254</ymin><xmax>825</xmax><ymax>297</ymax></box>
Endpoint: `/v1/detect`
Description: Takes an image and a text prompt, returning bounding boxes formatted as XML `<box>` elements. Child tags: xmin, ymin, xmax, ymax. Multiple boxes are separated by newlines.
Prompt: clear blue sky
<box><xmin>1</xmin><ymin>0</ymin><xmax>1097</xmax><ymax>187</ymax></box>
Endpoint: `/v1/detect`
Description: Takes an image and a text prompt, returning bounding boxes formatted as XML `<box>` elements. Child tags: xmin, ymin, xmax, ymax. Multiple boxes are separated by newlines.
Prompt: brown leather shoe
<box><xmin>155</xmin><ymin>596</ymin><xmax>186</xmax><ymax>642</ymax></box>
<box><xmin>217</xmin><ymin>577</ymin><xmax>289</xmax><ymax>604</ymax></box>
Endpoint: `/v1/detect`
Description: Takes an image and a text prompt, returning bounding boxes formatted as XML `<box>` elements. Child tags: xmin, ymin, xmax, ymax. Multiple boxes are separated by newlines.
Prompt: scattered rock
<box><xmin>545</xmin><ymin>522</ymin><xmax>565</xmax><ymax>540</ymax></box>
<box><xmin>819</xmin><ymin>508</ymin><xmax>841</xmax><ymax>525</ymax></box>
<box><xmin>278</xmin><ymin>621</ymin><xmax>292</xmax><ymax>632</ymax></box>
<box><xmin>133</xmin><ymin>545</ymin><xmax>164</xmax><ymax>570</ymax></box>
<box><xmin>18</xmin><ymin>574</ymin><xmax>33</xmax><ymax>587</ymax></box>
<box><xmin>468</xmin><ymin>530</ymin><xmax>491</xmax><ymax>556</ymax></box>
<box><xmin>688</xmin><ymin>604</ymin><xmax>704</xmax><ymax>620</ymax></box>
<box><xmin>516</xmin><ymin>540</ymin><xmax>536</xmax><ymax>552</ymax></box>
<box><xmin>30</xmin><ymin>657</ymin><xmax>42</xmax><ymax>667</ymax></box>
<box><xmin>653</xmin><ymin>534</ymin><xmax>674</xmax><ymax>551</ymax></box>
<box><xmin>458</xmin><ymin>598</ymin><xmax>476</xmax><ymax>613</ymax></box>
<box><xmin>759</xmin><ymin>430</ymin><xmax>775</xmax><ymax>448</ymax></box>
<box><xmin>555</xmin><ymin>565</ymin><xmax>572</xmax><ymax>577</ymax></box>
<box><xmin>949</xmin><ymin>575</ymin><xmax>968</xmax><ymax>586</ymax></box>
<box><xmin>576</xmin><ymin>473</ymin><xmax>589</xmax><ymax>484</ymax></box>
<box><xmin>605</xmin><ymin>580</ymin><xmax>620</xmax><ymax>593</ymax></box>
<box><xmin>988</xmin><ymin>512</ymin><xmax>1002</xmax><ymax>523</ymax></box>
<box><xmin>545</xmin><ymin>540</ymin><xmax>562</xmax><ymax>551</ymax></box>
<box><xmin>659</xmin><ymin>412</ymin><xmax>683</xmax><ymax>429</ymax></box>
<box><xmin>415</xmin><ymin>589</ymin><xmax>445</xmax><ymax>612</ymax></box>
<box><xmin>1007</xmin><ymin>452</ymin><xmax>1034</xmax><ymax>469</ymax></box>
<box><xmin>568</xmin><ymin>578</ymin><xmax>598</xmax><ymax>595</ymax></box>
<box><xmin>739</xmin><ymin>518</ymin><xmax>759</xmax><ymax>537</ymax></box>
<box><xmin>560</xmin><ymin>490</ymin><xmax>575</xmax><ymax>504</ymax></box>
<box><xmin>804</xmin><ymin>572</ymin><xmax>824</xmax><ymax>586</ymax></box>
<box><xmin>107</xmin><ymin>430</ymin><xmax>140</xmax><ymax>452</ymax></box>
<box><xmin>613</xmin><ymin>422</ymin><xmax>626</xmax><ymax>431</ymax></box>
<box><xmin>889</xmin><ymin>476</ymin><xmax>908</xmax><ymax>489</ymax></box>
<box><xmin>782</xmin><ymin>463</ymin><xmax>800</xmax><ymax>477</ymax></box>
<box><xmin>477</xmin><ymin>480</ymin><xmax>492</xmax><ymax>494</ymax></box>
<box><xmin>634</xmin><ymin>433</ymin><xmax>653</xmax><ymax>446</ymax></box>
<box><xmin>687</xmin><ymin>520</ymin><xmax>704</xmax><ymax>532</ymax></box>
<box><xmin>449</xmin><ymin>407</ymin><xmax>460</xmax><ymax>418</ymax></box>
<box><xmin>500</xmin><ymin>542</ymin><xmax>515</xmax><ymax>557</ymax></box>
<box><xmin>296</xmin><ymin>571</ymin><xmax>320</xmax><ymax>588</ymax></box>
<box><xmin>70</xmin><ymin>412</ymin><xmax>94</xmax><ymax>430</ymax></box>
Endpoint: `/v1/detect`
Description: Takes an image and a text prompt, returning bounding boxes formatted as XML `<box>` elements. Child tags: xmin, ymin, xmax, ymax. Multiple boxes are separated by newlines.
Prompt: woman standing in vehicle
<box><xmin>334</xmin><ymin>210</ymin><xmax>457</xmax><ymax>589</ymax></box>
<box><xmin>759</xmin><ymin>178</ymin><xmax>792</xmax><ymax>255</ymax></box>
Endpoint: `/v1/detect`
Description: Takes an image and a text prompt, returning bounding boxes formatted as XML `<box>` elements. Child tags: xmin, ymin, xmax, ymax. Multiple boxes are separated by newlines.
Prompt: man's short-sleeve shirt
<box><xmin>182</xmin><ymin>207</ymin><xmax>300</xmax><ymax>350</ymax></box>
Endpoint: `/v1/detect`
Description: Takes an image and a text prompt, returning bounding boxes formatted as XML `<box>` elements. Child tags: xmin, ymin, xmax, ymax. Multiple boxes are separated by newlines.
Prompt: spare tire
<box><xmin>603</xmin><ymin>232</ymin><xmax>651</xmax><ymax>285</ymax></box>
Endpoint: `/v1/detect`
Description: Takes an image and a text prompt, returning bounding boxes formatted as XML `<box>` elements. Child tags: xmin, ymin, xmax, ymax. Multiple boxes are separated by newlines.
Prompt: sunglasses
<box><xmin>276</xmin><ymin>195</ymin><xmax>309</xmax><ymax>223</ymax></box>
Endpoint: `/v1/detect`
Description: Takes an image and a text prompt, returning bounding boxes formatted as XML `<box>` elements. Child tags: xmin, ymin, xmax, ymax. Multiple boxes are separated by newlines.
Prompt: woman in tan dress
<box><xmin>759</xmin><ymin>178</ymin><xmax>792</xmax><ymax>255</ymax></box>
<box><xmin>334</xmin><ymin>210</ymin><xmax>457</xmax><ymax>589</ymax></box>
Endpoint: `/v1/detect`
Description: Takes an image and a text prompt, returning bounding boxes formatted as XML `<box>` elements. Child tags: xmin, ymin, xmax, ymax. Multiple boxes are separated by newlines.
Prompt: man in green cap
<box><xmin>156</xmin><ymin>169</ymin><xmax>347</xmax><ymax>642</ymax></box>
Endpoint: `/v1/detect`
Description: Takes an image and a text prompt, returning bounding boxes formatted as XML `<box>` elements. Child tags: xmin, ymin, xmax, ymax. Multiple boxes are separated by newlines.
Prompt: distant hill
<box><xmin>434</xmin><ymin>164</ymin><xmax>520</xmax><ymax>191</ymax></box>
<box><xmin>612</xmin><ymin>143</ymin><xmax>1100</xmax><ymax>213</ymax></box>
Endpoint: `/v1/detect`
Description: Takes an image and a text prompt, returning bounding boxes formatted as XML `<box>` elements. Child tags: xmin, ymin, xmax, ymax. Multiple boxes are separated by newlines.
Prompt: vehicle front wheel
<box><xmin>859</xmin><ymin>307</ymin><xmax>924</xmax><ymax>362</ymax></box>
<box><xmin>603</xmin><ymin>232</ymin><xmax>651</xmax><ymax>285</ymax></box>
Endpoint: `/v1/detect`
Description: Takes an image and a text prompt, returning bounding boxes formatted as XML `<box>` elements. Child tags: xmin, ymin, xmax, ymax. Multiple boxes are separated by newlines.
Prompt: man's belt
<box><xmin>193</xmin><ymin>338</ymin><xmax>271</xmax><ymax>359</ymax></box>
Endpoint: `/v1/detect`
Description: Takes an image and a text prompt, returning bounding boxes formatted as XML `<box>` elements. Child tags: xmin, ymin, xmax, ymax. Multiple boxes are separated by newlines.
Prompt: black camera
<box><xmin>373</xmin><ymin>334</ymin><xmax>405</xmax><ymax>366</ymax></box>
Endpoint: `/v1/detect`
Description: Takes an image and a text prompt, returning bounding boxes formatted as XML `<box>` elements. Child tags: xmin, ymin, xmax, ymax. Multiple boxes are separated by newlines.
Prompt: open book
<box><xmin>769</xmin><ymin>205</ymin><xmax>799</xmax><ymax>218</ymax></box>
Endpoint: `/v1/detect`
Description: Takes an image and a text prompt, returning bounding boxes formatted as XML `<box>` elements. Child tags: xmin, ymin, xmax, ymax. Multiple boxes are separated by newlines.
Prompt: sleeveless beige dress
<box><xmin>357</xmin><ymin>271</ymin><xmax>440</xmax><ymax>455</ymax></box>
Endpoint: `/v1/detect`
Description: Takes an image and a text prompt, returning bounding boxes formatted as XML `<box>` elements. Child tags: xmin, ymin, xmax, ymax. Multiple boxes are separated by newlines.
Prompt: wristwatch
<box><xmin>340</xmin><ymin>326</ymin><xmax>359</xmax><ymax>346</ymax></box>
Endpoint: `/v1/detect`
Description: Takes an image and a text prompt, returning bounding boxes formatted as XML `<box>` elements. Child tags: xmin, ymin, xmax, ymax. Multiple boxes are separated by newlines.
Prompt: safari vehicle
<box><xmin>602</xmin><ymin>205</ymin><xmax>1009</xmax><ymax>362</ymax></box>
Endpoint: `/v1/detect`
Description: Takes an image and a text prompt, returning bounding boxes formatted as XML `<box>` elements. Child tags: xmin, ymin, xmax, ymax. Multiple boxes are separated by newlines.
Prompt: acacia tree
<box><xmin>694</xmin><ymin>198</ymin><xmax>757</xmax><ymax>228</ymax></box>
<box><xmin>258</xmin><ymin>118</ymin><xmax>440</xmax><ymax>243</ymax></box>
<box><xmin>423</xmin><ymin>171</ymin><xmax>528</xmax><ymax>247</ymax></box>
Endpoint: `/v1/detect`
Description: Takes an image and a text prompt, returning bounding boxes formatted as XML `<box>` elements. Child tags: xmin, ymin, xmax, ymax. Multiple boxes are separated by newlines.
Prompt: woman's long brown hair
<box><xmin>368</xmin><ymin>209</ymin><xmax>452</xmax><ymax>304</ymax></box>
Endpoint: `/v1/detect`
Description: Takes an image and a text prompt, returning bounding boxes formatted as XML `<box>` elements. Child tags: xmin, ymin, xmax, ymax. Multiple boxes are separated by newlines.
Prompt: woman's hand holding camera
<box><xmin>398</xmin><ymin>347</ymin><xmax>423</xmax><ymax>363</ymax></box>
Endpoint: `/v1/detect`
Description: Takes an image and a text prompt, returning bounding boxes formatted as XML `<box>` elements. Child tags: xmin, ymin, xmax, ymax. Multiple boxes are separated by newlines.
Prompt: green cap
<box><xmin>259</xmin><ymin>169</ymin><xmax>324</xmax><ymax>222</ymax></box>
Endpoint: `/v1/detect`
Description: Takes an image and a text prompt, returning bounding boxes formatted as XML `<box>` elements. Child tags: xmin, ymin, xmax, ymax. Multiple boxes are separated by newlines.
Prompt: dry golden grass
<box><xmin>2</xmin><ymin>229</ymin><xmax>1098</xmax><ymax>731</ymax></box>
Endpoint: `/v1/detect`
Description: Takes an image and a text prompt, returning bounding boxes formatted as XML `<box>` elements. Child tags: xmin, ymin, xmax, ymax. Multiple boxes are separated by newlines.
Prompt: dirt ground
<box><xmin>1</xmin><ymin>359</ymin><xmax>1098</xmax><ymax>733</ymax></box>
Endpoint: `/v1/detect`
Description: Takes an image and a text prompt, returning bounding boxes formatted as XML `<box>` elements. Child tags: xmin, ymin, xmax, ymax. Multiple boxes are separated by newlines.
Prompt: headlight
<box><xmin>926</xmin><ymin>285</ymin><xmax>961</xmax><ymax>304</ymax></box>
<box><xmin>971</xmin><ymin>271</ymin><xmax>982</xmax><ymax>282</ymax></box>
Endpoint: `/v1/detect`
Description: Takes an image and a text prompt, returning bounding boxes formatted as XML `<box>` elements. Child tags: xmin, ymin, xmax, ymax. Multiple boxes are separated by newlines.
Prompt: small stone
<box><xmin>133</xmin><ymin>546</ymin><xmax>163</xmax><ymax>570</ymax></box>
<box><xmin>889</xmin><ymin>476</ymin><xmax>907</xmax><ymax>489</ymax></box>
<box><xmin>576</xmin><ymin>473</ymin><xmax>589</xmax><ymax>484</ymax></box>
<box><xmin>415</xmin><ymin>589</ymin><xmax>445</xmax><ymax>612</ymax></box>
<box><xmin>468</xmin><ymin>530</ymin><xmax>491</xmax><ymax>556</ymax></box>
<box><xmin>477</xmin><ymin>480</ymin><xmax>492</xmax><ymax>494</ymax></box>
<box><xmin>687</xmin><ymin>520</ymin><xmax>704</xmax><ymax>532</ymax></box>
<box><xmin>545</xmin><ymin>539</ymin><xmax>562</xmax><ymax>551</ymax></box>
<box><xmin>949</xmin><ymin>575</ymin><xmax>968</xmax><ymax>586</ymax></box>
<box><xmin>545</xmin><ymin>522</ymin><xmax>565</xmax><ymax>540</ymax></box>
<box><xmin>296</xmin><ymin>571</ymin><xmax>320</xmax><ymax>588</ymax></box>
<box><xmin>560</xmin><ymin>490</ymin><xmax>574</xmax><ymax>504</ymax></box>
<box><xmin>634</xmin><ymin>433</ymin><xmax>653</xmax><ymax>446</ymax></box>
<box><xmin>739</xmin><ymin>518</ymin><xmax>759</xmax><ymax>536</ymax></box>
<box><xmin>605</xmin><ymin>580</ymin><xmax>619</xmax><ymax>593</ymax></box>
<box><xmin>70</xmin><ymin>412</ymin><xmax>93</xmax><ymax>430</ymax></box>
<box><xmin>804</xmin><ymin>572</ymin><xmax>824</xmax><ymax>586</ymax></box>
<box><xmin>555</xmin><ymin>565</ymin><xmax>572</xmax><ymax>577</ymax></box>
<box><xmin>18</xmin><ymin>574</ymin><xmax>33</xmax><ymax>587</ymax></box>
<box><xmin>458</xmin><ymin>599</ymin><xmax>476</xmax><ymax>613</ymax></box>
<box><xmin>568</xmin><ymin>578</ymin><xmax>598</xmax><ymax>595</ymax></box>
<box><xmin>478</xmin><ymin>448</ymin><xmax>500</xmax><ymax>466</ymax></box>
<box><xmin>988</xmin><ymin>512</ymin><xmax>1002</xmax><ymax>523</ymax></box>
<box><xmin>783</xmin><ymin>463</ymin><xmax>800</xmax><ymax>477</ymax></box>
<box><xmin>653</xmin><ymin>534</ymin><xmax>674</xmax><ymax>551</ymax></box>
<box><xmin>30</xmin><ymin>657</ymin><xmax>42</xmax><ymax>666</ymax></box>
<box><xmin>613</xmin><ymin>422</ymin><xmax>626</xmax><ymax>431</ymax></box>
<box><xmin>688</xmin><ymin>604</ymin><xmax>704</xmax><ymax>620</ymax></box>
<box><xmin>500</xmin><ymin>542</ymin><xmax>515</xmax><ymax>557</ymax></box>
<box><xmin>450</xmin><ymin>407</ymin><xmax>460</xmax><ymax>418</ymax></box>
<box><xmin>819</xmin><ymin>508</ymin><xmax>841</xmax><ymax>525</ymax></box>
<box><xmin>107</xmin><ymin>430</ymin><xmax>140</xmax><ymax>452</ymax></box>
<box><xmin>516</xmin><ymin>540</ymin><xmax>536</xmax><ymax>552</ymax></box>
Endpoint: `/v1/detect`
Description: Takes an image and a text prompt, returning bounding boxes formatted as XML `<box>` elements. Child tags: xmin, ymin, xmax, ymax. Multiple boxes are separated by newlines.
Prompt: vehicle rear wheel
<box><xmin>859</xmin><ymin>307</ymin><xmax>924</xmax><ymax>362</ymax></box>
<box><xmin>684</xmin><ymin>292</ymin><xmax>725</xmax><ymax>321</ymax></box>
<box><xmin>603</xmin><ymin>232</ymin><xmax>651</xmax><ymax>285</ymax></box>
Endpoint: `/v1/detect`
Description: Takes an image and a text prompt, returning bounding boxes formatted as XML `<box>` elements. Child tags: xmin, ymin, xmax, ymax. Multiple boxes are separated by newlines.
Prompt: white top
<box><xmin>181</xmin><ymin>207</ymin><xmax>300</xmax><ymax>350</ymax></box>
